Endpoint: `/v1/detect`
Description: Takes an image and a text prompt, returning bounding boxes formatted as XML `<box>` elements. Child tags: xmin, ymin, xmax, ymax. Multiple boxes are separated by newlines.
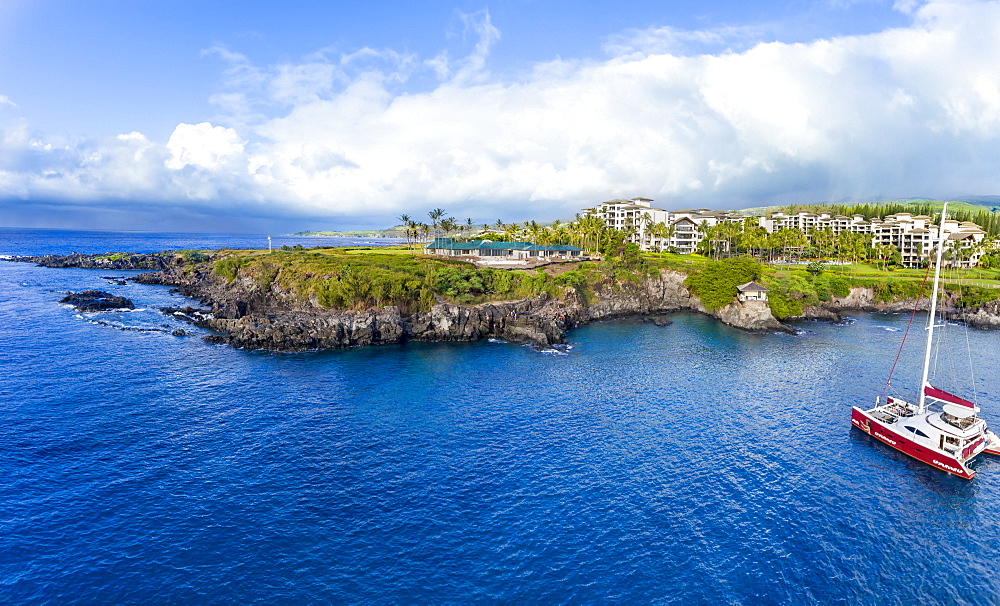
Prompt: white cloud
<box><xmin>166</xmin><ymin>122</ymin><xmax>245</xmax><ymax>171</ymax></box>
<box><xmin>5</xmin><ymin>1</ymin><xmax>1000</xmax><ymax>227</ymax></box>
<box><xmin>893</xmin><ymin>0</ymin><xmax>926</xmax><ymax>14</ymax></box>
<box><xmin>603</xmin><ymin>24</ymin><xmax>769</xmax><ymax>57</ymax></box>
<box><xmin>0</xmin><ymin>94</ymin><xmax>16</xmax><ymax>108</ymax></box>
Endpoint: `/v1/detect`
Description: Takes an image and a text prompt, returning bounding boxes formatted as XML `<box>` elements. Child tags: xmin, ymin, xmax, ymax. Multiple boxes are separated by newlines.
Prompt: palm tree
<box><xmin>638</xmin><ymin>212</ymin><xmax>653</xmax><ymax>248</ymax></box>
<box><xmin>664</xmin><ymin>222</ymin><xmax>677</xmax><ymax>253</ymax></box>
<box><xmin>503</xmin><ymin>222</ymin><xmax>519</xmax><ymax>241</ymax></box>
<box><xmin>739</xmin><ymin>227</ymin><xmax>766</xmax><ymax>259</ymax></box>
<box><xmin>440</xmin><ymin>217</ymin><xmax>458</xmax><ymax>237</ymax></box>
<box><xmin>720</xmin><ymin>221</ymin><xmax>741</xmax><ymax>258</ymax></box>
<box><xmin>647</xmin><ymin>221</ymin><xmax>667</xmax><ymax>252</ymax></box>
<box><xmin>398</xmin><ymin>214</ymin><xmax>412</xmax><ymax>248</ymax></box>
<box><xmin>526</xmin><ymin>220</ymin><xmax>543</xmax><ymax>244</ymax></box>
<box><xmin>407</xmin><ymin>219</ymin><xmax>420</xmax><ymax>250</ymax></box>
<box><xmin>428</xmin><ymin>208</ymin><xmax>446</xmax><ymax>238</ymax></box>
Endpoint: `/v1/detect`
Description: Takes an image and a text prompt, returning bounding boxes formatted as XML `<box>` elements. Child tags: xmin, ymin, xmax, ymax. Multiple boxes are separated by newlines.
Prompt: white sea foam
<box><xmin>532</xmin><ymin>343</ymin><xmax>571</xmax><ymax>355</ymax></box>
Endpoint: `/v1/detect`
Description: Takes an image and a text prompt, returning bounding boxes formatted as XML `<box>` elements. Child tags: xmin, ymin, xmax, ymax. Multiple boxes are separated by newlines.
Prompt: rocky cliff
<box><xmin>947</xmin><ymin>298</ymin><xmax>1000</xmax><ymax>330</ymax></box>
<box><xmin>130</xmin><ymin>263</ymin><xmax>792</xmax><ymax>350</ymax></box>
<box><xmin>713</xmin><ymin>299</ymin><xmax>797</xmax><ymax>333</ymax></box>
<box><xmin>790</xmin><ymin>286</ymin><xmax>976</xmax><ymax>325</ymax></box>
<box><xmin>31</xmin><ymin>252</ymin><xmax>1000</xmax><ymax>351</ymax></box>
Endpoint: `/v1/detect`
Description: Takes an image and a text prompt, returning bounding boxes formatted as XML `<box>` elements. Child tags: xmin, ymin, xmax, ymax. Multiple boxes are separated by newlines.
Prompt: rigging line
<box><xmin>931</xmin><ymin>280</ymin><xmax>944</xmax><ymax>380</ymax></box>
<box><xmin>957</xmin><ymin>270</ymin><xmax>980</xmax><ymax>407</ymax></box>
<box><xmin>881</xmin><ymin>261</ymin><xmax>934</xmax><ymax>399</ymax></box>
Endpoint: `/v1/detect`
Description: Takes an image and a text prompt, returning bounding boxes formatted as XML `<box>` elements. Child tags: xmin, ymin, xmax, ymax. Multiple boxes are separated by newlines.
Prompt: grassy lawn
<box><xmin>739</xmin><ymin>259</ymin><xmax>1000</xmax><ymax>285</ymax></box>
<box><xmin>642</xmin><ymin>251</ymin><xmax>711</xmax><ymax>272</ymax></box>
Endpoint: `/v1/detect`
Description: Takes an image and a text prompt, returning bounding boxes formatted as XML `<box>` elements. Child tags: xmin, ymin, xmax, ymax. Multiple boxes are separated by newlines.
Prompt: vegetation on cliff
<box><xmin>172</xmin><ymin>243</ymin><xmax>1000</xmax><ymax>321</ymax></box>
<box><xmin>674</xmin><ymin>253</ymin><xmax>1000</xmax><ymax>319</ymax></box>
<box><xmin>683</xmin><ymin>257</ymin><xmax>763</xmax><ymax>311</ymax></box>
<box><xmin>202</xmin><ymin>247</ymin><xmax>612</xmax><ymax>311</ymax></box>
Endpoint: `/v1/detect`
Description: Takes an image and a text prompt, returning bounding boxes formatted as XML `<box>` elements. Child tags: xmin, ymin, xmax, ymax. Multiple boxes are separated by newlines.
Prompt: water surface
<box><xmin>2</xmin><ymin>230</ymin><xmax>998</xmax><ymax>604</ymax></box>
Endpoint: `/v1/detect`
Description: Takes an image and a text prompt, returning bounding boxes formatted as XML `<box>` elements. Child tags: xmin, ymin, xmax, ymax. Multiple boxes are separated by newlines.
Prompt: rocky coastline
<box><xmin>133</xmin><ymin>261</ymin><xmax>704</xmax><ymax>350</ymax></box>
<box><xmin>130</xmin><ymin>259</ymin><xmax>801</xmax><ymax>350</ymax></box>
<box><xmin>13</xmin><ymin>252</ymin><xmax>1000</xmax><ymax>351</ymax></box>
<box><xmin>15</xmin><ymin>252</ymin><xmax>171</xmax><ymax>270</ymax></box>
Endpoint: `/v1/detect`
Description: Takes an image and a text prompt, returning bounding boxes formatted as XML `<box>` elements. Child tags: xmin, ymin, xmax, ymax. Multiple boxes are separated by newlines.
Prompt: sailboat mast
<box><xmin>918</xmin><ymin>203</ymin><xmax>948</xmax><ymax>413</ymax></box>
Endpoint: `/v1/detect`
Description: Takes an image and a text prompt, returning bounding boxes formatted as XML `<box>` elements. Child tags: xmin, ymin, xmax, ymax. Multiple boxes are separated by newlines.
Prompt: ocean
<box><xmin>2</xmin><ymin>228</ymin><xmax>999</xmax><ymax>604</ymax></box>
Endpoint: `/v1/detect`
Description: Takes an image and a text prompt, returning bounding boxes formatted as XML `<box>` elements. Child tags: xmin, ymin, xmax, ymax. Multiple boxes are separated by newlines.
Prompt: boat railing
<box><xmin>941</xmin><ymin>412</ymin><xmax>980</xmax><ymax>431</ymax></box>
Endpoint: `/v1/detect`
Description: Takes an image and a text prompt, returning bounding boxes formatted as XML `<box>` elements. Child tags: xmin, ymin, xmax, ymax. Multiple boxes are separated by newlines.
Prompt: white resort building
<box><xmin>585</xmin><ymin>198</ymin><xmax>990</xmax><ymax>268</ymax></box>
<box><xmin>583</xmin><ymin>198</ymin><xmax>744</xmax><ymax>255</ymax></box>
<box><xmin>759</xmin><ymin>211</ymin><xmax>874</xmax><ymax>234</ymax></box>
<box><xmin>759</xmin><ymin>210</ymin><xmax>987</xmax><ymax>268</ymax></box>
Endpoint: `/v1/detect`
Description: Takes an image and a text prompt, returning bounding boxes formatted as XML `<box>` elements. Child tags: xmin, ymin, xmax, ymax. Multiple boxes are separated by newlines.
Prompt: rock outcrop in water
<box><xmin>14</xmin><ymin>253</ymin><xmax>170</xmax><ymax>270</ymax></box>
<box><xmin>946</xmin><ymin>298</ymin><xmax>1000</xmax><ymax>330</ymax></box>
<box><xmin>60</xmin><ymin>290</ymin><xmax>135</xmax><ymax>312</ymax></box>
<box><xmin>712</xmin><ymin>299</ymin><xmax>797</xmax><ymax>334</ymax></box>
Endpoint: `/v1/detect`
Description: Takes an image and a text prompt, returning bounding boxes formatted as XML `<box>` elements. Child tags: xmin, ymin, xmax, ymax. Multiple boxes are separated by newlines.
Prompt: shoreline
<box><xmin>9</xmin><ymin>251</ymin><xmax>1000</xmax><ymax>352</ymax></box>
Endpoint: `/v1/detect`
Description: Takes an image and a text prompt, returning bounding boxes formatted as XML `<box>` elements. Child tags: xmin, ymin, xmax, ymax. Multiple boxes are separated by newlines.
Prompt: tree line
<box><xmin>780</xmin><ymin>201</ymin><xmax>1000</xmax><ymax>237</ymax></box>
<box><xmin>395</xmin><ymin>203</ymin><xmax>1000</xmax><ymax>269</ymax></box>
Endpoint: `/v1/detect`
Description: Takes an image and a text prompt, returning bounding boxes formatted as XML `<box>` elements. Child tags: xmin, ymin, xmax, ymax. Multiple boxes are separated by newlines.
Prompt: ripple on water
<box><xmin>2</xmin><ymin>253</ymin><xmax>1000</xmax><ymax>603</ymax></box>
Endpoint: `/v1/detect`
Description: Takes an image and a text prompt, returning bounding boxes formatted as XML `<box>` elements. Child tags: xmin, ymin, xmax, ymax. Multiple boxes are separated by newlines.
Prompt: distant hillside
<box><xmin>741</xmin><ymin>198</ymin><xmax>1000</xmax><ymax>216</ymax></box>
<box><xmin>952</xmin><ymin>196</ymin><xmax>1000</xmax><ymax>212</ymax></box>
<box><xmin>295</xmin><ymin>227</ymin><xmax>407</xmax><ymax>238</ymax></box>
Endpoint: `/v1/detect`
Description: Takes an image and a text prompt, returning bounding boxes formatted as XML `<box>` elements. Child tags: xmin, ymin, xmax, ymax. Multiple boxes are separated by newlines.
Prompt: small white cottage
<box><xmin>736</xmin><ymin>281</ymin><xmax>769</xmax><ymax>302</ymax></box>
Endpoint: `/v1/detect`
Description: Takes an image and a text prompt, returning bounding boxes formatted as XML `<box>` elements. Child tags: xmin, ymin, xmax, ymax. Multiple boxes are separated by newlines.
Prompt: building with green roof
<box><xmin>425</xmin><ymin>238</ymin><xmax>584</xmax><ymax>262</ymax></box>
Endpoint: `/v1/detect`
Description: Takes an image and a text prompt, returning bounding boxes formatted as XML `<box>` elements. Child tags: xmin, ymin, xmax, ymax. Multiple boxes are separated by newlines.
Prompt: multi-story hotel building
<box><xmin>586</xmin><ymin>201</ymin><xmax>989</xmax><ymax>267</ymax></box>
<box><xmin>583</xmin><ymin>198</ymin><xmax>744</xmax><ymax>254</ymax></box>
<box><xmin>759</xmin><ymin>211</ymin><xmax>987</xmax><ymax>268</ymax></box>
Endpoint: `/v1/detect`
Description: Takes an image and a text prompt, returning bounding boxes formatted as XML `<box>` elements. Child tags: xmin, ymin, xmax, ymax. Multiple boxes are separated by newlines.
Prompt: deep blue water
<box><xmin>2</xmin><ymin>229</ymin><xmax>1000</xmax><ymax>604</ymax></box>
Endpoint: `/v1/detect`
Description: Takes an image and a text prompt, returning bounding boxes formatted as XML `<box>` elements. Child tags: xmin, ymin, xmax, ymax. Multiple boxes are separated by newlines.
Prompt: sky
<box><xmin>1</xmin><ymin>0</ymin><xmax>999</xmax><ymax>232</ymax></box>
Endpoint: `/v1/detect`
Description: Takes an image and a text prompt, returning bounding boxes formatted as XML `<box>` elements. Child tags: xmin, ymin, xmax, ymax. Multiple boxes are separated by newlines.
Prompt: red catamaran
<box><xmin>852</xmin><ymin>204</ymin><xmax>1000</xmax><ymax>479</ymax></box>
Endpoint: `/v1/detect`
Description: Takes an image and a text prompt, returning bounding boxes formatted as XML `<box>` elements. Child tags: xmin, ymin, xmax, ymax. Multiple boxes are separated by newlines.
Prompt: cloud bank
<box><xmin>3</xmin><ymin>1</ymin><xmax>1000</xmax><ymax>229</ymax></box>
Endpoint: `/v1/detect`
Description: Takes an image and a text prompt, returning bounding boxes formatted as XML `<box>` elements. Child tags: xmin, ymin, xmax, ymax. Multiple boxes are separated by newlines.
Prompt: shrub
<box><xmin>177</xmin><ymin>249</ymin><xmax>209</xmax><ymax>263</ymax></box>
<box><xmin>828</xmin><ymin>276</ymin><xmax>850</xmax><ymax>298</ymax></box>
<box><xmin>685</xmin><ymin>256</ymin><xmax>763</xmax><ymax>311</ymax></box>
<box><xmin>768</xmin><ymin>290</ymin><xmax>802</xmax><ymax>319</ymax></box>
<box><xmin>870</xmin><ymin>279</ymin><xmax>925</xmax><ymax>303</ymax></box>
<box><xmin>765</xmin><ymin>274</ymin><xmax>815</xmax><ymax>317</ymax></box>
<box><xmin>433</xmin><ymin>267</ymin><xmax>492</xmax><ymax>301</ymax></box>
<box><xmin>948</xmin><ymin>284</ymin><xmax>1000</xmax><ymax>308</ymax></box>
<box><xmin>214</xmin><ymin>256</ymin><xmax>246</xmax><ymax>282</ymax></box>
<box><xmin>492</xmin><ymin>269</ymin><xmax>514</xmax><ymax>294</ymax></box>
<box><xmin>253</xmin><ymin>262</ymin><xmax>280</xmax><ymax>290</ymax></box>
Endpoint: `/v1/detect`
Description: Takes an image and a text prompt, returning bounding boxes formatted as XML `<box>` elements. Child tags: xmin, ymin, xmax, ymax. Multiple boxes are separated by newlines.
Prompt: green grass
<box><xmin>200</xmin><ymin>248</ymin><xmax>580</xmax><ymax>310</ymax></box>
<box><xmin>195</xmin><ymin>247</ymin><xmax>1000</xmax><ymax>314</ymax></box>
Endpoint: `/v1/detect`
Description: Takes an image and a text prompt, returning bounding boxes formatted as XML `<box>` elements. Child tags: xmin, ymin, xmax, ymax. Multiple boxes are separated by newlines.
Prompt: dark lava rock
<box><xmin>60</xmin><ymin>290</ymin><xmax>135</xmax><ymax>312</ymax></box>
<box><xmin>643</xmin><ymin>315</ymin><xmax>673</xmax><ymax>327</ymax></box>
<box><xmin>13</xmin><ymin>252</ymin><xmax>170</xmax><ymax>270</ymax></box>
<box><xmin>171</xmin><ymin>329</ymin><xmax>188</xmax><ymax>337</ymax></box>
<box><xmin>160</xmin><ymin>306</ymin><xmax>213</xmax><ymax>326</ymax></box>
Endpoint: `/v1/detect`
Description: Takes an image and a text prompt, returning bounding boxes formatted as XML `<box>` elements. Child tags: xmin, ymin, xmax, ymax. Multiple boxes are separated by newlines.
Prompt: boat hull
<box><xmin>986</xmin><ymin>431</ymin><xmax>1000</xmax><ymax>457</ymax></box>
<box><xmin>851</xmin><ymin>407</ymin><xmax>975</xmax><ymax>479</ymax></box>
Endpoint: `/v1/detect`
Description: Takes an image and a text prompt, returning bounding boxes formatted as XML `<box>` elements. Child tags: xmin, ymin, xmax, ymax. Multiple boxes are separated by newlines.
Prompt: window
<box><xmin>904</xmin><ymin>426</ymin><xmax>930</xmax><ymax>439</ymax></box>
